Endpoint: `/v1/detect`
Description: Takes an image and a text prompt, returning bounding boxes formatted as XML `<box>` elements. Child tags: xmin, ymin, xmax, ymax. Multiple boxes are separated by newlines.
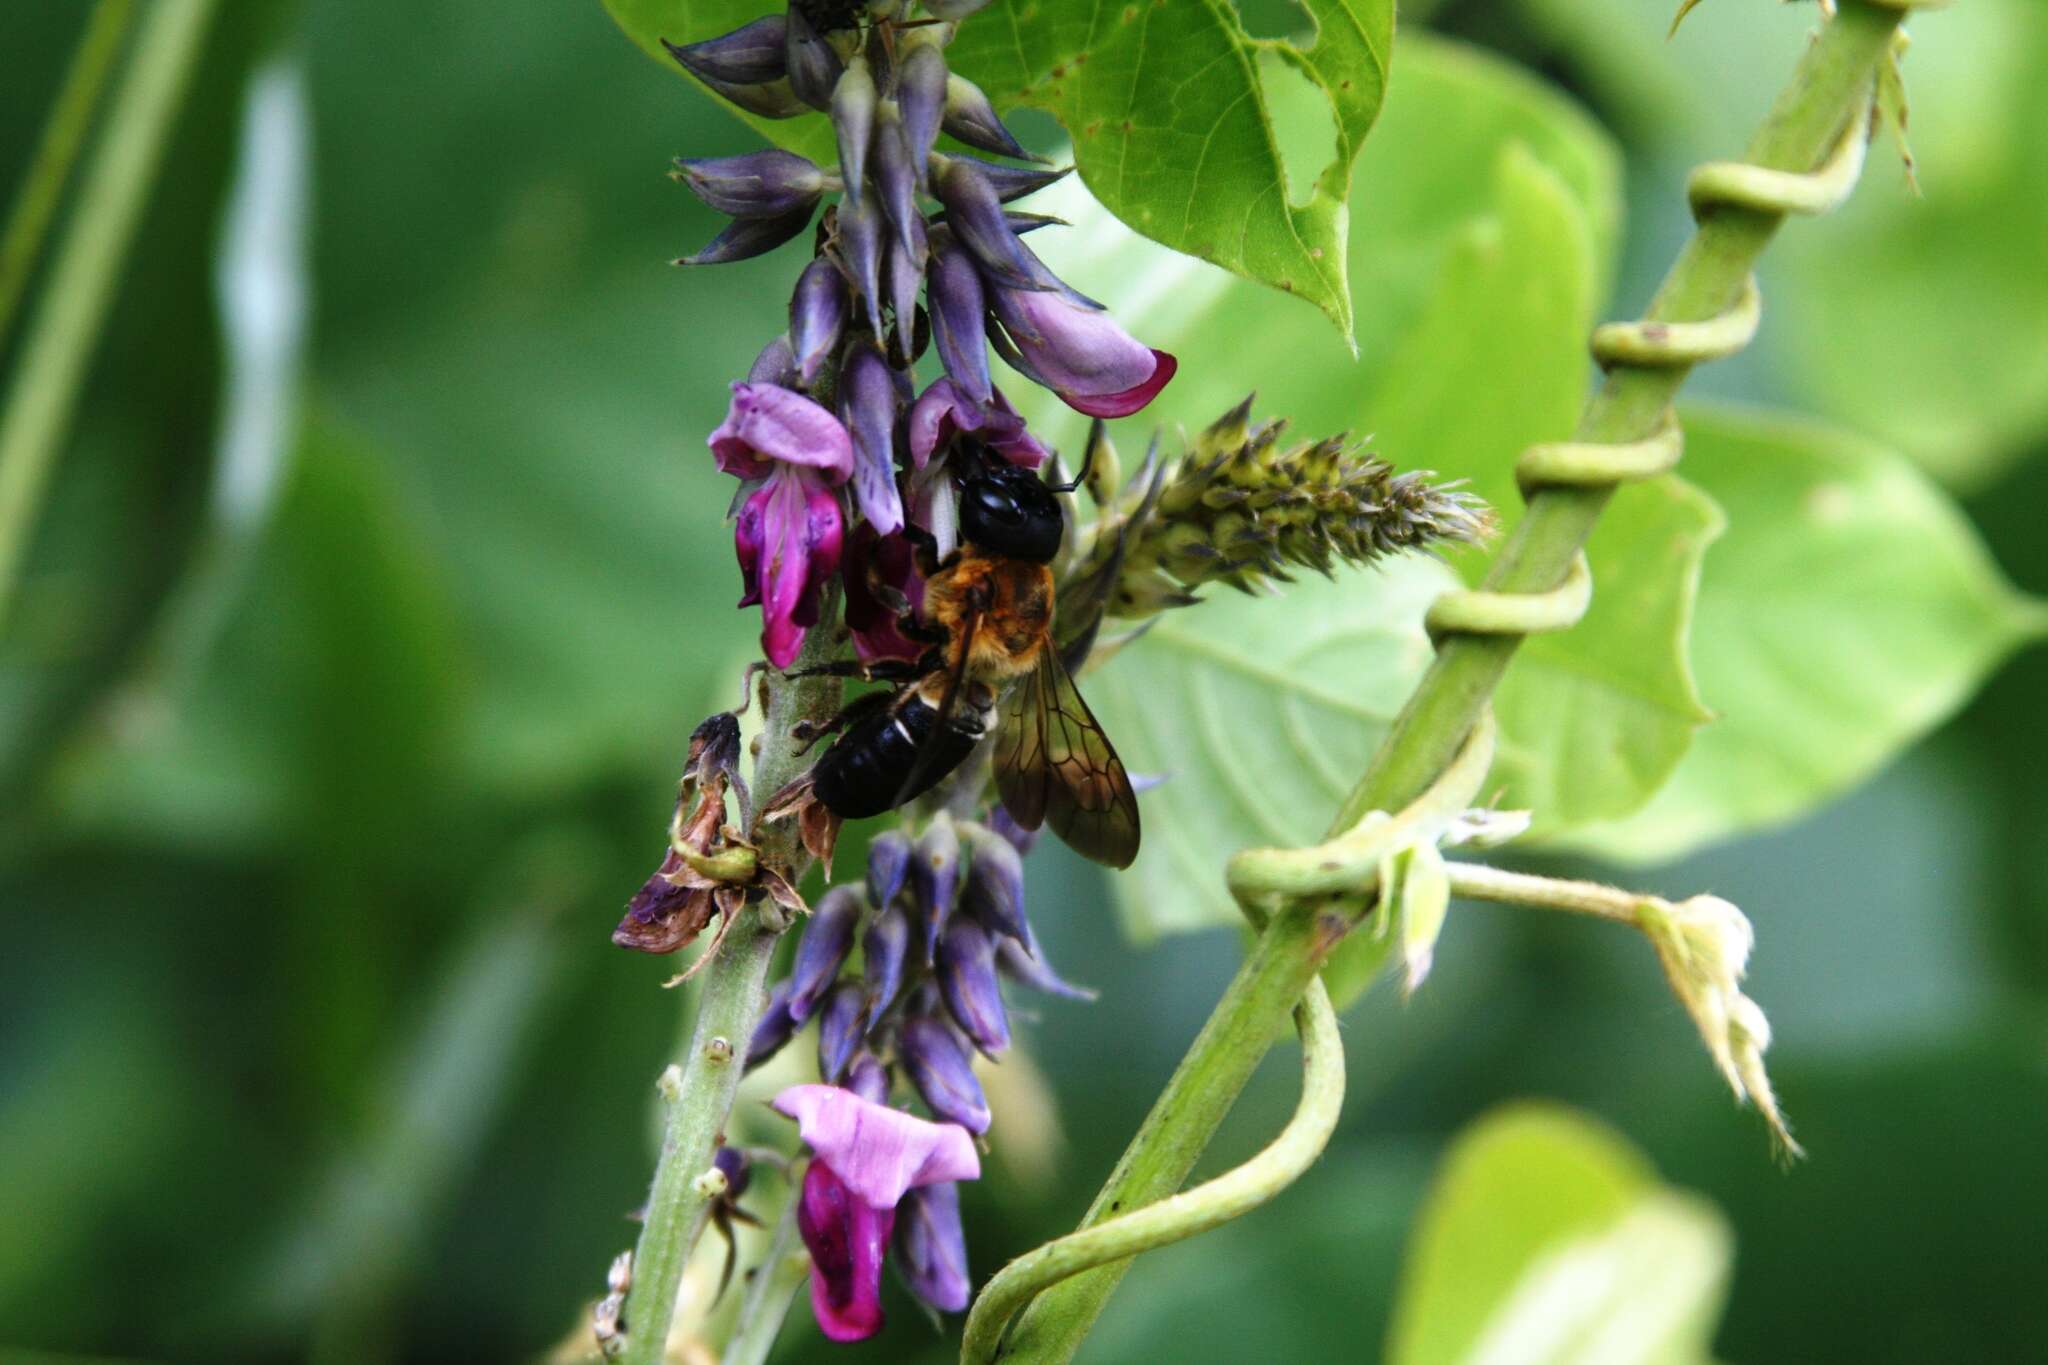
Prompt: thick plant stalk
<box><xmin>0</xmin><ymin>0</ymin><xmax>216</xmax><ymax>635</ymax></box>
<box><xmin>617</xmin><ymin>644</ymin><xmax>841</xmax><ymax>1365</ymax></box>
<box><xmin>985</xmin><ymin>4</ymin><xmax>1919</xmax><ymax>1359</ymax></box>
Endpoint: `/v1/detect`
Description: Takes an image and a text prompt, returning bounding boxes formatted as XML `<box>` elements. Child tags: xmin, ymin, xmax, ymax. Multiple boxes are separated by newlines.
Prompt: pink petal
<box><xmin>746</xmin><ymin>468</ymin><xmax>844</xmax><ymax>669</ymax></box>
<box><xmin>1058</xmin><ymin>349</ymin><xmax>1178</xmax><ymax>419</ymax></box>
<box><xmin>797</xmin><ymin>1160</ymin><xmax>892</xmax><ymax>1343</ymax></box>
<box><xmin>773</xmin><ymin>1084</ymin><xmax>982</xmax><ymax>1210</ymax></box>
<box><xmin>709</xmin><ymin>381</ymin><xmax>855</xmax><ymax>482</ymax></box>
<box><xmin>908</xmin><ymin>377</ymin><xmax>977</xmax><ymax>470</ymax></box>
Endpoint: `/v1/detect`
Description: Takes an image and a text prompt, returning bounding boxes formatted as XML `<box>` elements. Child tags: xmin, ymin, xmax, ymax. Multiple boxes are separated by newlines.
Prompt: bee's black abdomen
<box><xmin>812</xmin><ymin>699</ymin><xmax>984</xmax><ymax>819</ymax></box>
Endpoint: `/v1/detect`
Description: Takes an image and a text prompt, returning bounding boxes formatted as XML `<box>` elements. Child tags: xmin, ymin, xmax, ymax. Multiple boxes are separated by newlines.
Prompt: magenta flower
<box><xmin>988</xmin><ymin>285</ymin><xmax>1177</xmax><ymax>418</ymax></box>
<box><xmin>773</xmin><ymin>1083</ymin><xmax>981</xmax><ymax>1342</ymax></box>
<box><xmin>908</xmin><ymin>378</ymin><xmax>1048</xmax><ymax>470</ymax></box>
<box><xmin>713</xmin><ymin>382</ymin><xmax>855</xmax><ymax>668</ymax></box>
<box><xmin>841</xmin><ymin>522</ymin><xmax>925</xmax><ymax>664</ymax></box>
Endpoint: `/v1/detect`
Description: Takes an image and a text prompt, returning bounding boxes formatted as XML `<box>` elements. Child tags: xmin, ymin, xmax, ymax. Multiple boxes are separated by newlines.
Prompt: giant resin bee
<box><xmin>771</xmin><ymin>441</ymin><xmax>1139</xmax><ymax>868</ymax></box>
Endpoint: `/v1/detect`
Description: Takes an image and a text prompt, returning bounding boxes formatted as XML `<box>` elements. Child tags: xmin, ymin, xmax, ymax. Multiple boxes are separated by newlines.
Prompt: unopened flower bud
<box><xmin>791</xmin><ymin>257</ymin><xmax>848</xmax><ymax>386</ymax></box>
<box><xmin>694</xmin><ymin>73</ymin><xmax>811</xmax><ymax>121</ymax></box>
<box><xmin>930</xmin><ymin>155</ymin><xmax>1069</xmax><ymax>296</ymax></box>
<box><xmin>866</xmin><ymin>829</ymin><xmax>912</xmax><ymax>909</ymax></box>
<box><xmin>861</xmin><ymin>902</ymin><xmax>911</xmax><ymax>1030</ymax></box>
<box><xmin>925</xmin><ymin>242</ymin><xmax>991</xmax><ymax>404</ymax></box>
<box><xmin>713</xmin><ymin>1145</ymin><xmax>753</xmax><ymax>1201</ymax></box>
<box><xmin>830</xmin><ymin>56</ymin><xmax>876</xmax><ymax>209</ymax></box>
<box><xmin>816</xmin><ymin>979</ymin><xmax>867</xmax><ymax>1082</ymax></box>
<box><xmin>900</xmin><ymin>1015</ymin><xmax>991</xmax><ymax>1133</ymax></box>
<box><xmin>996</xmin><ymin>926</ymin><xmax>1096</xmax><ymax>1001</ymax></box>
<box><xmin>951</xmin><ymin>155</ymin><xmax>1069</xmax><ymax>203</ymax></box>
<box><xmin>895</xmin><ymin>1181</ymin><xmax>971</xmax><ymax>1312</ymax></box>
<box><xmin>674</xmin><ymin>150</ymin><xmax>829</xmax><ymax>219</ymax></box>
<box><xmin>747</xmin><ymin>333</ymin><xmax>800</xmax><ymax>386</ymax></box>
<box><xmin>835</xmin><ymin>197</ymin><xmax>886</xmax><ymax>339</ymax></box>
<box><xmin>942</xmin><ymin>73</ymin><xmax>1037</xmax><ymax>162</ymax></box>
<box><xmin>937</xmin><ymin>915</ymin><xmax>1009</xmax><ymax>1055</ymax></box>
<box><xmin>914</xmin><ymin>814</ymin><xmax>963</xmax><ymax>962</ymax></box>
<box><xmin>872</xmin><ymin>107</ymin><xmax>923</xmax><ymax>261</ymax></box>
<box><xmin>838</xmin><ymin>339</ymin><xmax>906</xmax><ymax>536</ymax></box>
<box><xmin>988</xmin><ymin>802</ymin><xmax>1040</xmax><ymax>856</ymax></box>
<box><xmin>961</xmin><ymin>821</ymin><xmax>1028</xmax><ymax>941</ymax></box>
<box><xmin>897</xmin><ymin>39</ymin><xmax>949</xmax><ymax>185</ymax></box>
<box><xmin>783</xmin><ymin>4</ymin><xmax>844</xmax><ymax>110</ymax></box>
<box><xmin>747</xmin><ymin>977</ymin><xmax>802</xmax><ymax>1070</ymax></box>
<box><xmin>1390</xmin><ymin>841</ymin><xmax>1451</xmax><ymax>996</ymax></box>
<box><xmin>845</xmin><ymin>1052</ymin><xmax>892</xmax><ymax>1105</ymax></box>
<box><xmin>788</xmin><ymin>884</ymin><xmax>864</xmax><ymax>1021</ymax></box>
<box><xmin>887</xmin><ymin>227</ymin><xmax>926</xmax><ymax>366</ymax></box>
<box><xmin>676</xmin><ymin>204</ymin><xmax>816</xmax><ymax>266</ymax></box>
<box><xmin>662</xmin><ymin>17</ymin><xmax>788</xmax><ymax>84</ymax></box>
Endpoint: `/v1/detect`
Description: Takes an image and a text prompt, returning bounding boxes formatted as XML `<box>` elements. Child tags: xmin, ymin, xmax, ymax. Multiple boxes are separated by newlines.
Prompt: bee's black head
<box><xmin>958</xmin><ymin>455</ymin><xmax>1065</xmax><ymax>564</ymax></box>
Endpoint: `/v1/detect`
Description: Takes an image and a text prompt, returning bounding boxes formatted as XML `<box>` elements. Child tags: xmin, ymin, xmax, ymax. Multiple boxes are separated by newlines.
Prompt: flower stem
<box><xmin>618</xmin><ymin>629</ymin><xmax>842</xmax><ymax>1365</ymax></box>
<box><xmin>724</xmin><ymin>1188</ymin><xmax>809</xmax><ymax>1365</ymax></box>
<box><xmin>989</xmin><ymin>5</ymin><xmax>1914</xmax><ymax>1359</ymax></box>
<box><xmin>0</xmin><ymin>0</ymin><xmax>217</xmax><ymax>637</ymax></box>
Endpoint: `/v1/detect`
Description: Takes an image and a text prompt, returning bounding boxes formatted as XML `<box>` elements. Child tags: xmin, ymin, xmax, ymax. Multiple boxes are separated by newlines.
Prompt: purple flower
<box><xmin>908</xmin><ymin>379</ymin><xmax>1049</xmax><ymax>471</ymax></box>
<box><xmin>774</xmin><ymin>1083</ymin><xmax>982</xmax><ymax>1342</ymax></box>
<box><xmin>989</xmin><ymin>285</ymin><xmax>1178</xmax><ymax>418</ymax></box>
<box><xmin>795</xmin><ymin>1159</ymin><xmax>892</xmax><ymax>1342</ymax></box>
<box><xmin>841</xmin><ymin>523</ymin><xmax>924</xmax><ymax>664</ymax></box>
<box><xmin>713</xmin><ymin>382</ymin><xmax>853</xmax><ymax>667</ymax></box>
<box><xmin>710</xmin><ymin>380</ymin><xmax>854</xmax><ymax>481</ymax></box>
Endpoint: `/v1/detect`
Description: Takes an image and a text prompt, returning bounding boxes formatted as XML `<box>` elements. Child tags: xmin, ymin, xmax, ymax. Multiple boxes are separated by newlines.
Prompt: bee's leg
<box><xmin>899</xmin><ymin>614</ymin><xmax>949</xmax><ymax>646</ymax></box>
<box><xmin>792</xmin><ymin>688</ymin><xmax>896</xmax><ymax>755</ymax></box>
<box><xmin>784</xmin><ymin>657</ymin><xmax>925</xmax><ymax>684</ymax></box>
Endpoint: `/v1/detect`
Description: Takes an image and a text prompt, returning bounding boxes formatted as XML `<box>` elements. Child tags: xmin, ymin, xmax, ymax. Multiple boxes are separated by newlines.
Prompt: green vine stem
<box><xmin>986</xmin><ymin>3</ymin><xmax>1921</xmax><ymax>1359</ymax></box>
<box><xmin>0</xmin><ymin>0</ymin><xmax>134</xmax><ymax>348</ymax></box>
<box><xmin>960</xmin><ymin>977</ymin><xmax>1345</xmax><ymax>1365</ymax></box>
<box><xmin>0</xmin><ymin>0</ymin><xmax>216</xmax><ymax>636</ymax></box>
<box><xmin>723</xmin><ymin>1189</ymin><xmax>809</xmax><ymax>1365</ymax></box>
<box><xmin>616</xmin><ymin>637</ymin><xmax>841</xmax><ymax>1365</ymax></box>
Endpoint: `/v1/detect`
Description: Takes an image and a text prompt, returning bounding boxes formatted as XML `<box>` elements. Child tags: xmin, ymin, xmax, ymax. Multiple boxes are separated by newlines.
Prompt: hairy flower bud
<box><xmin>913</xmin><ymin>814</ymin><xmax>962</xmax><ymax>962</ymax></box>
<box><xmin>747</xmin><ymin>334</ymin><xmax>800</xmax><ymax>387</ymax></box>
<box><xmin>784</xmin><ymin>3</ymin><xmax>845</xmax><ymax>110</ymax></box>
<box><xmin>831</xmin><ymin>55</ymin><xmax>877</xmax><ymax>209</ymax></box>
<box><xmin>952</xmin><ymin>155</ymin><xmax>1070</xmax><ymax>203</ymax></box>
<box><xmin>835</xmin><ymin>197</ymin><xmax>886</xmax><ymax>339</ymax></box>
<box><xmin>930</xmin><ymin>155</ymin><xmax>1071</xmax><ymax>296</ymax></box>
<box><xmin>900</xmin><ymin>1015</ymin><xmax>991</xmax><ymax>1133</ymax></box>
<box><xmin>861</xmin><ymin>902</ymin><xmax>912</xmax><ymax>1030</ymax></box>
<box><xmin>747</xmin><ymin>977</ymin><xmax>802</xmax><ymax>1069</ymax></box>
<box><xmin>674</xmin><ymin>149</ymin><xmax>829</xmax><ymax>219</ymax></box>
<box><xmin>838</xmin><ymin>339</ymin><xmax>906</xmax><ymax>536</ymax></box>
<box><xmin>925</xmin><ymin>242</ymin><xmax>991</xmax><ymax>404</ymax></box>
<box><xmin>676</xmin><ymin>203</ymin><xmax>816</xmax><ymax>266</ymax></box>
<box><xmin>662</xmin><ymin>17</ymin><xmax>787</xmax><ymax>86</ymax></box>
<box><xmin>817</xmin><ymin>979</ymin><xmax>868</xmax><ymax>1083</ymax></box>
<box><xmin>942</xmin><ymin>73</ymin><xmax>1037</xmax><ymax>162</ymax></box>
<box><xmin>996</xmin><ymin>925</ymin><xmax>1097</xmax><ymax>1001</ymax></box>
<box><xmin>866</xmin><ymin>829</ymin><xmax>912</xmax><ymax>909</ymax></box>
<box><xmin>791</xmin><ymin>256</ymin><xmax>849</xmax><ymax>386</ymax></box>
<box><xmin>895</xmin><ymin>1181</ymin><xmax>971</xmax><ymax>1313</ymax></box>
<box><xmin>845</xmin><ymin>1052</ymin><xmax>892</xmax><ymax>1105</ymax></box>
<box><xmin>936</xmin><ymin>915</ymin><xmax>1009</xmax><ymax>1055</ymax></box>
<box><xmin>961</xmin><ymin>821</ymin><xmax>1028</xmax><ymax>942</ymax></box>
<box><xmin>887</xmin><ymin>227</ymin><xmax>926</xmax><ymax>366</ymax></box>
<box><xmin>897</xmin><ymin>38</ymin><xmax>949</xmax><ymax>185</ymax></box>
<box><xmin>872</xmin><ymin>106</ymin><xmax>923</xmax><ymax>262</ymax></box>
<box><xmin>789</xmin><ymin>884</ymin><xmax>864</xmax><ymax>1021</ymax></box>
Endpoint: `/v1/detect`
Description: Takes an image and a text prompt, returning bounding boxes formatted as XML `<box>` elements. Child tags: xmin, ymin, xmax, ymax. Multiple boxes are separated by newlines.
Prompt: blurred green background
<box><xmin>4</xmin><ymin>1</ymin><xmax>2047</xmax><ymax>1362</ymax></box>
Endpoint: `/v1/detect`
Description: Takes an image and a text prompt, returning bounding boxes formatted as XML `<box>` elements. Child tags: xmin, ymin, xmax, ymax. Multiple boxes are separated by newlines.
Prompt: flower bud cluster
<box><xmin>667</xmin><ymin>0</ymin><xmax>1178</xmax><ymax>667</ymax></box>
<box><xmin>750</xmin><ymin>811</ymin><xmax>1093</xmax><ymax>1338</ymax></box>
<box><xmin>1086</xmin><ymin>397</ymin><xmax>1494</xmax><ymax>619</ymax></box>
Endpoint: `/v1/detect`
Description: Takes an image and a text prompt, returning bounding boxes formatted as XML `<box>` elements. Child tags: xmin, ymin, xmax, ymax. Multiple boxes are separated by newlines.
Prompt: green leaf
<box><xmin>1559</xmin><ymin>404</ymin><xmax>2047</xmax><ymax>864</ymax></box>
<box><xmin>600</xmin><ymin>0</ymin><xmax>837</xmax><ymax>163</ymax></box>
<box><xmin>1387</xmin><ymin>1103</ymin><xmax>1732</xmax><ymax>1365</ymax></box>
<box><xmin>1089</xmin><ymin>554</ymin><xmax>1458</xmax><ymax>938</ymax></box>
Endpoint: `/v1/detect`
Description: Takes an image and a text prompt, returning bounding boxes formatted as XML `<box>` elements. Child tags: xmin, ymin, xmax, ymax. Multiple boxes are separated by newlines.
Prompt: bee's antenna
<box><xmin>1046</xmin><ymin>418</ymin><xmax>1104</xmax><ymax>493</ymax></box>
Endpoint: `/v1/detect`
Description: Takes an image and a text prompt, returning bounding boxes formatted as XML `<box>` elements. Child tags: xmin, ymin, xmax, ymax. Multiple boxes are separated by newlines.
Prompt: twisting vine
<box><xmin>984</xmin><ymin>3</ymin><xmax>1927</xmax><ymax>1359</ymax></box>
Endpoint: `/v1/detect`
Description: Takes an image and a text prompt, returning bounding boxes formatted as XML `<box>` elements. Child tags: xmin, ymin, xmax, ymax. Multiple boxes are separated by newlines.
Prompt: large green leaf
<box><xmin>1559</xmin><ymin>405</ymin><xmax>2047</xmax><ymax>863</ymax></box>
<box><xmin>600</xmin><ymin>0</ymin><xmax>1393</xmax><ymax>337</ymax></box>
<box><xmin>1387</xmin><ymin>1104</ymin><xmax>1731</xmax><ymax>1365</ymax></box>
<box><xmin>1091</xmin><ymin>555</ymin><xmax>1457</xmax><ymax>938</ymax></box>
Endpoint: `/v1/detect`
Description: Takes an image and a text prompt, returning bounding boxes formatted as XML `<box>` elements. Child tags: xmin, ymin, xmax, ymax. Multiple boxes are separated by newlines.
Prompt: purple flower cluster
<box><xmin>752</xmin><ymin>814</ymin><xmax>1093</xmax><ymax>1340</ymax></box>
<box><xmin>668</xmin><ymin>0</ymin><xmax>1177</xmax><ymax>667</ymax></box>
